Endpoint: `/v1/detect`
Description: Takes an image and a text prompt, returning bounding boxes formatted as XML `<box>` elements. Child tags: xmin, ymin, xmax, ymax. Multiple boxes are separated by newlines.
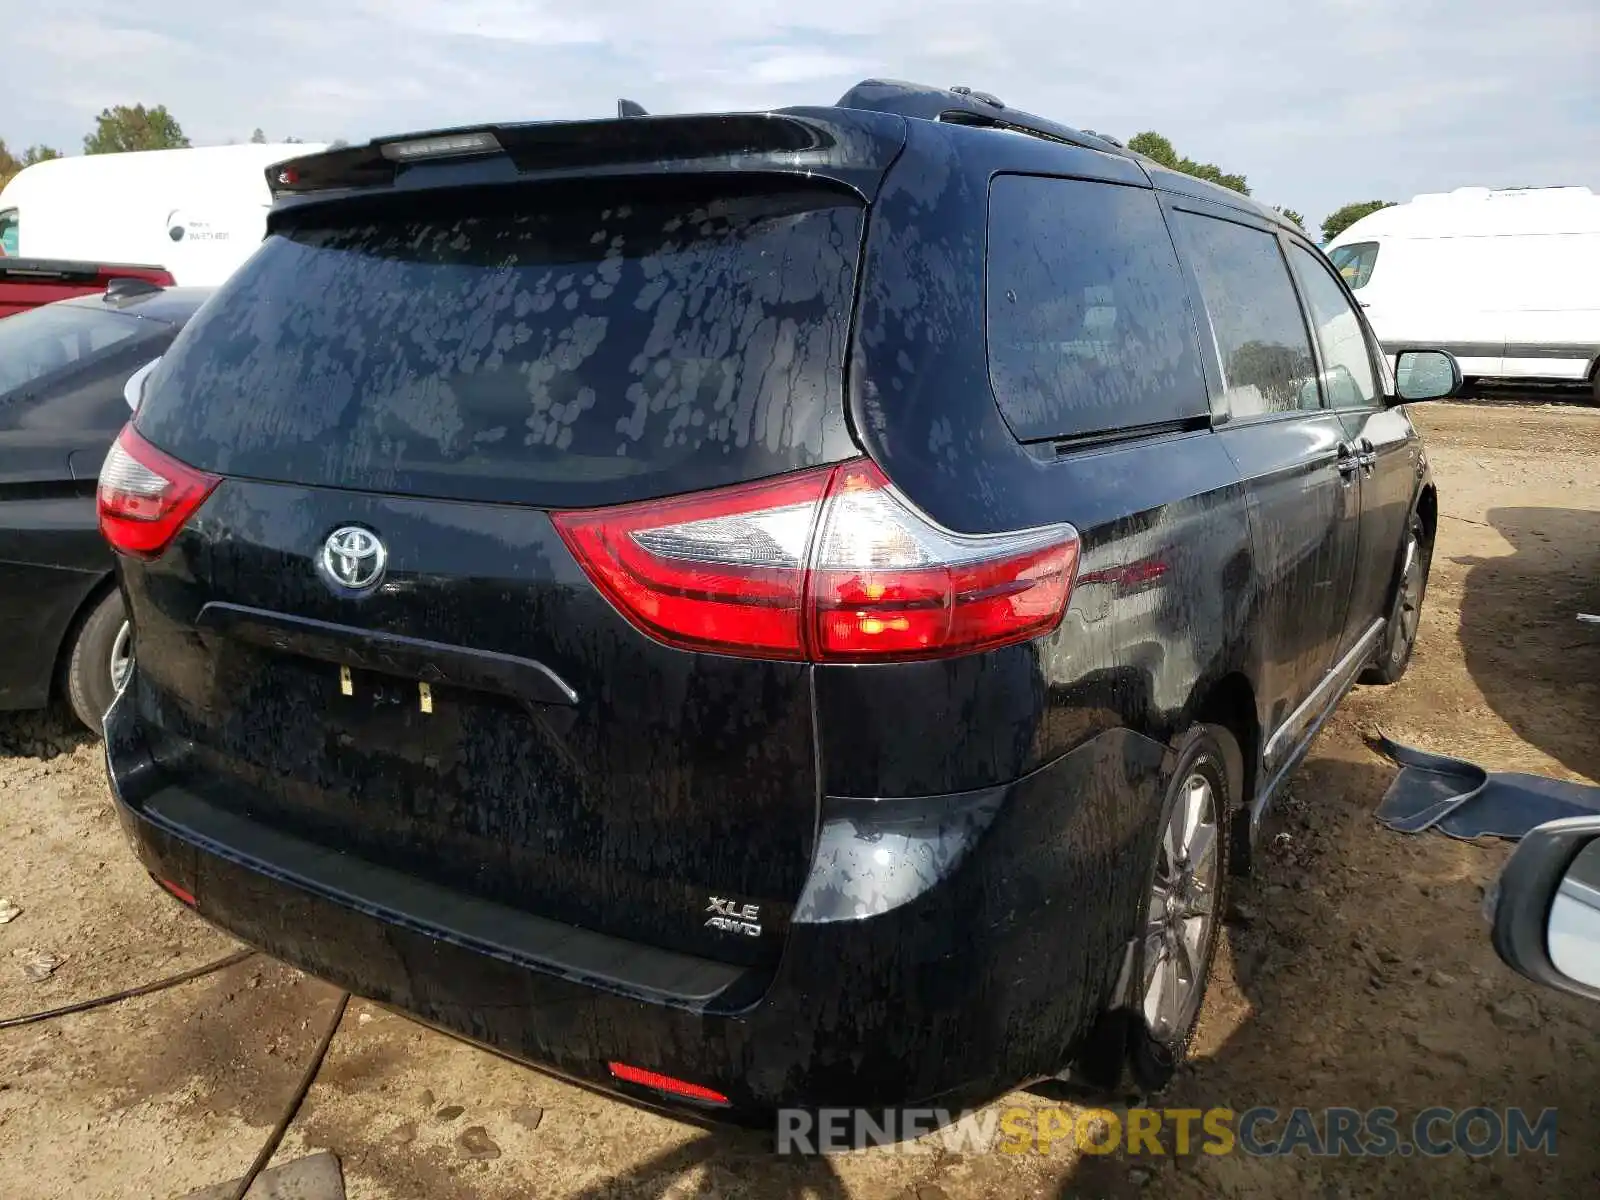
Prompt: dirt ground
<box><xmin>1</xmin><ymin>400</ymin><xmax>1597</xmax><ymax>1200</ymax></box>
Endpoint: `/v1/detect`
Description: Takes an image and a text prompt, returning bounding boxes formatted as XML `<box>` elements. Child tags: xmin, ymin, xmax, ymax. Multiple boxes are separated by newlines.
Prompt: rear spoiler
<box><xmin>264</xmin><ymin>109</ymin><xmax>909</xmax><ymax>219</ymax></box>
<box><xmin>0</xmin><ymin>258</ymin><xmax>174</xmax><ymax>286</ymax></box>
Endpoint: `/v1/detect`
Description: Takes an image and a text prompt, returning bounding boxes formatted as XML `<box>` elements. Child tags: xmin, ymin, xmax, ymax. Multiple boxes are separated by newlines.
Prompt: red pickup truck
<box><xmin>0</xmin><ymin>257</ymin><xmax>175</xmax><ymax>318</ymax></box>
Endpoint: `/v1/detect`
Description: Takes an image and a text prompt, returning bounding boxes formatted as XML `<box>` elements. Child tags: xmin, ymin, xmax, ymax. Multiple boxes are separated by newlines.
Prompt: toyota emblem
<box><xmin>322</xmin><ymin>526</ymin><xmax>387</xmax><ymax>591</ymax></box>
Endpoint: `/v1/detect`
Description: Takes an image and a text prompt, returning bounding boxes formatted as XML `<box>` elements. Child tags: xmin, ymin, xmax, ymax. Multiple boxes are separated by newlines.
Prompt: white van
<box><xmin>0</xmin><ymin>142</ymin><xmax>325</xmax><ymax>286</ymax></box>
<box><xmin>1326</xmin><ymin>186</ymin><xmax>1600</xmax><ymax>397</ymax></box>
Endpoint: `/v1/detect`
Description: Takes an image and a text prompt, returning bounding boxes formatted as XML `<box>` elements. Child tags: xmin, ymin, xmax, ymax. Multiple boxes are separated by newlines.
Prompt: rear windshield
<box><xmin>136</xmin><ymin>183</ymin><xmax>864</xmax><ymax>506</ymax></box>
<box><xmin>0</xmin><ymin>303</ymin><xmax>162</xmax><ymax>401</ymax></box>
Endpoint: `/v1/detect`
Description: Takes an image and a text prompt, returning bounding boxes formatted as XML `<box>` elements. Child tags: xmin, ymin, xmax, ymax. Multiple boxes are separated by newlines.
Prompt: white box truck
<box><xmin>0</xmin><ymin>142</ymin><xmax>325</xmax><ymax>288</ymax></box>
<box><xmin>1326</xmin><ymin>185</ymin><xmax>1600</xmax><ymax>401</ymax></box>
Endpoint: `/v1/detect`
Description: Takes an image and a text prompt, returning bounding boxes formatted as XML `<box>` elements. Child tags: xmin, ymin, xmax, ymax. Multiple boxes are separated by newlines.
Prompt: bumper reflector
<box><xmin>607</xmin><ymin>1061</ymin><xmax>729</xmax><ymax>1106</ymax></box>
<box><xmin>157</xmin><ymin>877</ymin><xmax>196</xmax><ymax>906</ymax></box>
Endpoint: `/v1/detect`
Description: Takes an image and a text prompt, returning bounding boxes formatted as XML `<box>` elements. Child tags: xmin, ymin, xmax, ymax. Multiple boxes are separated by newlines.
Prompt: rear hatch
<box><xmin>121</xmin><ymin>127</ymin><xmax>889</xmax><ymax>969</ymax></box>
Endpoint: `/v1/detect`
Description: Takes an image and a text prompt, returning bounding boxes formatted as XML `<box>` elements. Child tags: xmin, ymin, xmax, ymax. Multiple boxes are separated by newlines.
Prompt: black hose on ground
<box><xmin>227</xmin><ymin>988</ymin><xmax>350</xmax><ymax>1200</ymax></box>
<box><xmin>0</xmin><ymin>948</ymin><xmax>257</xmax><ymax>1030</ymax></box>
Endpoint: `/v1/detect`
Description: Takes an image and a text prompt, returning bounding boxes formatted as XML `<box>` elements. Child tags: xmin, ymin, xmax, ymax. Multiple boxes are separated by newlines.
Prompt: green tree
<box><xmin>1275</xmin><ymin>207</ymin><xmax>1306</xmax><ymax>229</ymax></box>
<box><xmin>83</xmin><ymin>104</ymin><xmax>190</xmax><ymax>154</ymax></box>
<box><xmin>1127</xmin><ymin>131</ymin><xmax>1249</xmax><ymax>195</ymax></box>
<box><xmin>0</xmin><ymin>139</ymin><xmax>63</xmax><ymax>188</ymax></box>
<box><xmin>249</xmin><ymin>127</ymin><xmax>267</xmax><ymax>144</ymax></box>
<box><xmin>1319</xmin><ymin>200</ymin><xmax>1395</xmax><ymax>242</ymax></box>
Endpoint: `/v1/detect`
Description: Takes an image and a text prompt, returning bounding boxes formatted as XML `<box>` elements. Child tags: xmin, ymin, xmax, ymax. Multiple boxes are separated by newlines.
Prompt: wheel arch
<box><xmin>1185</xmin><ymin>672</ymin><xmax>1260</xmax><ymax>874</ymax></box>
<box><xmin>1416</xmin><ymin>482</ymin><xmax>1438</xmax><ymax>551</ymax></box>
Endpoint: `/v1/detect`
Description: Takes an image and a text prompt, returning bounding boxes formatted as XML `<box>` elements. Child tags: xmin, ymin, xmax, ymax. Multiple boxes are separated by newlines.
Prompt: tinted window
<box><xmin>1288</xmin><ymin>244</ymin><xmax>1379</xmax><ymax>409</ymax></box>
<box><xmin>0</xmin><ymin>208</ymin><xmax>16</xmax><ymax>257</ymax></box>
<box><xmin>986</xmin><ymin>176</ymin><xmax>1205</xmax><ymax>441</ymax></box>
<box><xmin>137</xmin><ymin>184</ymin><xmax>864</xmax><ymax>507</ymax></box>
<box><xmin>1175</xmin><ymin>213</ymin><xmax>1319</xmax><ymax>418</ymax></box>
<box><xmin>1327</xmin><ymin>242</ymin><xmax>1378</xmax><ymax>289</ymax></box>
<box><xmin>0</xmin><ymin>303</ymin><xmax>160</xmax><ymax>401</ymax></box>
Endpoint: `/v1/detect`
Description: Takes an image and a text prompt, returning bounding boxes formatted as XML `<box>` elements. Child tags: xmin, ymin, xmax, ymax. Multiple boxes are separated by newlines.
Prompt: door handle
<box><xmin>1336</xmin><ymin>445</ymin><xmax>1362</xmax><ymax>479</ymax></box>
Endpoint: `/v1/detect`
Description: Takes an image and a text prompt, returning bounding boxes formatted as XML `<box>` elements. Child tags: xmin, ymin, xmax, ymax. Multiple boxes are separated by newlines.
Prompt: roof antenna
<box><xmin>617</xmin><ymin>99</ymin><xmax>648</xmax><ymax>118</ymax></box>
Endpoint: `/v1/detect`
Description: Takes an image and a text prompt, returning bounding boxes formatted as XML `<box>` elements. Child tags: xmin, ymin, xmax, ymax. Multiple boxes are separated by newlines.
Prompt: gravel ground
<box><xmin>1</xmin><ymin>400</ymin><xmax>1597</xmax><ymax>1199</ymax></box>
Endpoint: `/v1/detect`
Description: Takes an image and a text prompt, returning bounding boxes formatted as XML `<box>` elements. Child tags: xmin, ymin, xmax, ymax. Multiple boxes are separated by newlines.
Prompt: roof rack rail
<box><xmin>833</xmin><ymin>79</ymin><xmax>1127</xmax><ymax>156</ymax></box>
<box><xmin>831</xmin><ymin>79</ymin><xmax>1294</xmax><ymax>233</ymax></box>
<box><xmin>1080</xmin><ymin>129</ymin><xmax>1124</xmax><ymax>148</ymax></box>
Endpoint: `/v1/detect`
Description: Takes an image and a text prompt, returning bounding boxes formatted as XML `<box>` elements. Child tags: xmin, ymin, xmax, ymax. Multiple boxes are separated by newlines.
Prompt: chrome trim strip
<box><xmin>1263</xmin><ymin>617</ymin><xmax>1385</xmax><ymax>765</ymax></box>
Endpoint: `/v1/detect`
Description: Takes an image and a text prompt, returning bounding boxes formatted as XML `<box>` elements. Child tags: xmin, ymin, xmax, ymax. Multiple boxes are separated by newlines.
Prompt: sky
<box><xmin>2</xmin><ymin>0</ymin><xmax>1596</xmax><ymax>237</ymax></box>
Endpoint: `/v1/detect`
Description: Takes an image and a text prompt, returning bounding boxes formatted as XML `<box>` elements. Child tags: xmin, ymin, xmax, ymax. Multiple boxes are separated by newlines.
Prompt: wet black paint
<box><xmin>105</xmin><ymin>101</ymin><xmax>1436</xmax><ymax>1119</ymax></box>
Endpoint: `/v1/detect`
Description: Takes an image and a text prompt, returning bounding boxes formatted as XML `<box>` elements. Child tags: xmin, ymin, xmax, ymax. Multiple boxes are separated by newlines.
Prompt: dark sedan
<box><xmin>0</xmin><ymin>283</ymin><xmax>211</xmax><ymax>731</ymax></box>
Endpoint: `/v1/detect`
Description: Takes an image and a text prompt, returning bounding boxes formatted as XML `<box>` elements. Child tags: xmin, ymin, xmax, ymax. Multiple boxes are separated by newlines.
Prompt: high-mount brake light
<box><xmin>553</xmin><ymin>460</ymin><xmax>1080</xmax><ymax>663</ymax></box>
<box><xmin>379</xmin><ymin>131</ymin><xmax>503</xmax><ymax>161</ymax></box>
<box><xmin>97</xmin><ymin>425</ymin><xmax>220</xmax><ymax>559</ymax></box>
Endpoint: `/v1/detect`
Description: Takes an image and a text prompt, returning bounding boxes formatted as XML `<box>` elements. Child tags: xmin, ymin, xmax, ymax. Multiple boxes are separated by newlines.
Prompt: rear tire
<box><xmin>1361</xmin><ymin>513</ymin><xmax>1429</xmax><ymax>685</ymax></box>
<box><xmin>1126</xmin><ymin>724</ymin><xmax>1234</xmax><ymax>1092</ymax></box>
<box><xmin>65</xmin><ymin>590</ymin><xmax>132</xmax><ymax>734</ymax></box>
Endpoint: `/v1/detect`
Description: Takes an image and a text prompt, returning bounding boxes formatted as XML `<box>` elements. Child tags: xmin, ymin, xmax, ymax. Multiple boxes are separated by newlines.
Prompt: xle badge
<box><xmin>705</xmin><ymin>897</ymin><xmax>761</xmax><ymax>938</ymax></box>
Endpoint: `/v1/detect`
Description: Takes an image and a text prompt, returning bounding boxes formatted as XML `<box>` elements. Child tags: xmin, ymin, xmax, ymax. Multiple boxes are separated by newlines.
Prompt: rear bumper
<box><xmin>104</xmin><ymin>683</ymin><xmax>1166</xmax><ymax>1120</ymax></box>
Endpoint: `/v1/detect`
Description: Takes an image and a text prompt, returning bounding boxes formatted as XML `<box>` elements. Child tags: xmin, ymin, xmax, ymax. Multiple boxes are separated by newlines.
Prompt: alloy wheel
<box><xmin>1394</xmin><ymin>535</ymin><xmax>1422</xmax><ymax>660</ymax></box>
<box><xmin>109</xmin><ymin>620</ymin><xmax>134</xmax><ymax>693</ymax></box>
<box><xmin>1141</xmin><ymin>771</ymin><xmax>1220</xmax><ymax>1042</ymax></box>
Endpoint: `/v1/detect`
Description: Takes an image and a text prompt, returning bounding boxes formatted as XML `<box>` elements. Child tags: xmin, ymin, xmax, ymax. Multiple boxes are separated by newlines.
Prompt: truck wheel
<box><xmin>1127</xmin><ymin>724</ymin><xmax>1234</xmax><ymax>1091</ymax></box>
<box><xmin>65</xmin><ymin>591</ymin><xmax>132</xmax><ymax>734</ymax></box>
<box><xmin>1361</xmin><ymin>514</ymin><xmax>1430</xmax><ymax>685</ymax></box>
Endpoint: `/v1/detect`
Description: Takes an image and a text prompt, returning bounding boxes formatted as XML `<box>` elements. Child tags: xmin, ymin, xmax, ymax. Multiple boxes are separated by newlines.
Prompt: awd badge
<box><xmin>705</xmin><ymin>896</ymin><xmax>761</xmax><ymax>938</ymax></box>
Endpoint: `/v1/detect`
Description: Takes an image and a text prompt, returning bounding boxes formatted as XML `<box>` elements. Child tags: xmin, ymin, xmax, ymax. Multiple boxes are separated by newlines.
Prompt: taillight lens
<box><xmin>553</xmin><ymin>468</ymin><xmax>829</xmax><ymax>658</ymax></box>
<box><xmin>97</xmin><ymin>425</ymin><xmax>220</xmax><ymax>559</ymax></box>
<box><xmin>809</xmin><ymin>461</ymin><xmax>1079</xmax><ymax>660</ymax></box>
<box><xmin>554</xmin><ymin>460</ymin><xmax>1079</xmax><ymax>663</ymax></box>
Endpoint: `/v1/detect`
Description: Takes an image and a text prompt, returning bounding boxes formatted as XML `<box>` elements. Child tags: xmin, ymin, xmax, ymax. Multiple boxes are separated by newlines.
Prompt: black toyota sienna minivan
<box><xmin>101</xmin><ymin>80</ymin><xmax>1460</xmax><ymax>1122</ymax></box>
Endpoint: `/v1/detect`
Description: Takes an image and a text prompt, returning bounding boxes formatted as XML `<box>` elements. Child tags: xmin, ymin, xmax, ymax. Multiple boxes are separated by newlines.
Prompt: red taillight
<box><xmin>97</xmin><ymin>425</ymin><xmax>220</xmax><ymax>559</ymax></box>
<box><xmin>607</xmin><ymin>1061</ymin><xmax>729</xmax><ymax>1105</ymax></box>
<box><xmin>553</xmin><ymin>460</ymin><xmax>1080</xmax><ymax>663</ymax></box>
<box><xmin>553</xmin><ymin>467</ymin><xmax>830</xmax><ymax>659</ymax></box>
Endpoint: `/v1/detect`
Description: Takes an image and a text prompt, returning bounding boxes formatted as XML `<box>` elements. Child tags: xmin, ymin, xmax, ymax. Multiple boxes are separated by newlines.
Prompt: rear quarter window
<box><xmin>985</xmin><ymin>175</ymin><xmax>1206</xmax><ymax>442</ymax></box>
<box><xmin>136</xmin><ymin>183</ymin><xmax>865</xmax><ymax>507</ymax></box>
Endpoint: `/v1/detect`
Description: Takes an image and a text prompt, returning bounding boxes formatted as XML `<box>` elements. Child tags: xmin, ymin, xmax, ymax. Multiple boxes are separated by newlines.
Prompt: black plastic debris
<box><xmin>1372</xmin><ymin>733</ymin><xmax>1600</xmax><ymax>839</ymax></box>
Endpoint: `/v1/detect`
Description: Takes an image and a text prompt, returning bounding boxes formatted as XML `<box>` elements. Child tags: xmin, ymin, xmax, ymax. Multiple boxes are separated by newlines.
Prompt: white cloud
<box><xmin>745</xmin><ymin>52</ymin><xmax>877</xmax><ymax>86</ymax></box>
<box><xmin>364</xmin><ymin>0</ymin><xmax>606</xmax><ymax>45</ymax></box>
<box><xmin>1</xmin><ymin>0</ymin><xmax>1595</xmax><ymax>231</ymax></box>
